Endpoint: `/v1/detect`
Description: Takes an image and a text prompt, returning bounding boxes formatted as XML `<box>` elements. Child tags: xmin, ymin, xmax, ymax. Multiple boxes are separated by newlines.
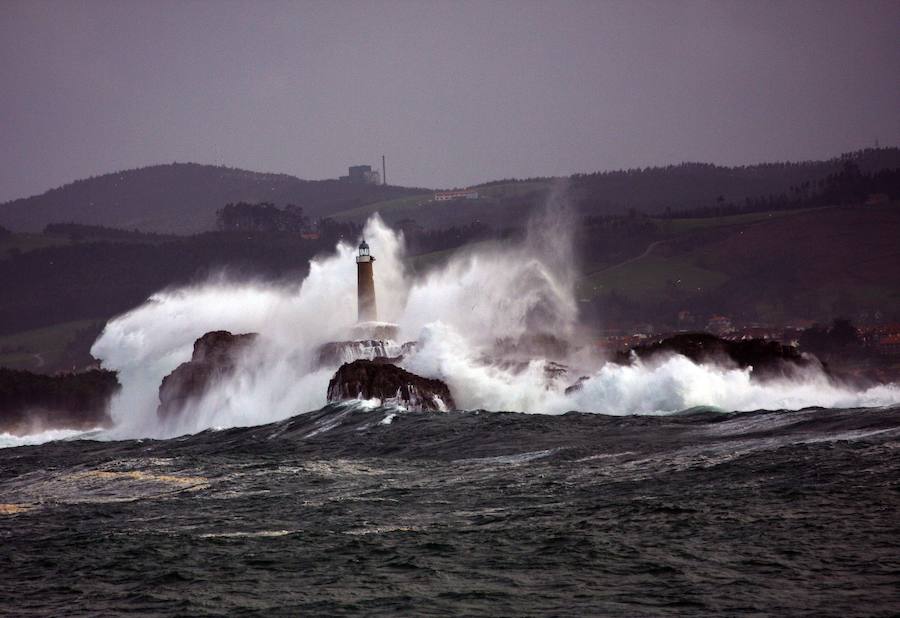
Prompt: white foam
<box><xmin>0</xmin><ymin>427</ymin><xmax>99</xmax><ymax>449</ymax></box>
<box><xmin>63</xmin><ymin>212</ymin><xmax>899</xmax><ymax>443</ymax></box>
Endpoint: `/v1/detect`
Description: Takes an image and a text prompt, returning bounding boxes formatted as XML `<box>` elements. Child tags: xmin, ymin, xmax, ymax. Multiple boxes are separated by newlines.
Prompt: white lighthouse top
<box><xmin>356</xmin><ymin>239</ymin><xmax>374</xmax><ymax>262</ymax></box>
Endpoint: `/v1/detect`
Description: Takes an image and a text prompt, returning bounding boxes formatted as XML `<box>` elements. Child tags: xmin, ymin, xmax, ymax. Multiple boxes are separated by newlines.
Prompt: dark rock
<box><xmin>158</xmin><ymin>330</ymin><xmax>258</xmax><ymax>419</ymax></box>
<box><xmin>0</xmin><ymin>368</ymin><xmax>119</xmax><ymax>435</ymax></box>
<box><xmin>327</xmin><ymin>359</ymin><xmax>455</xmax><ymax>411</ymax></box>
<box><xmin>615</xmin><ymin>332</ymin><xmax>819</xmax><ymax>380</ymax></box>
<box><xmin>565</xmin><ymin>376</ymin><xmax>590</xmax><ymax>395</ymax></box>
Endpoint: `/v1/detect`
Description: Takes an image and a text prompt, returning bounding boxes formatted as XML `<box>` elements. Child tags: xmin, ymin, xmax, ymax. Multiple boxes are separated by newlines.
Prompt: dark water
<box><xmin>2</xmin><ymin>404</ymin><xmax>899</xmax><ymax>616</ymax></box>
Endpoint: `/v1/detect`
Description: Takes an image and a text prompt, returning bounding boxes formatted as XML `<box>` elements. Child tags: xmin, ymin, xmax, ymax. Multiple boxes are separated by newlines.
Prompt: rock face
<box><xmin>0</xmin><ymin>368</ymin><xmax>119</xmax><ymax>434</ymax></box>
<box><xmin>327</xmin><ymin>359</ymin><xmax>455</xmax><ymax>411</ymax></box>
<box><xmin>564</xmin><ymin>376</ymin><xmax>590</xmax><ymax>395</ymax></box>
<box><xmin>616</xmin><ymin>333</ymin><xmax>818</xmax><ymax>380</ymax></box>
<box><xmin>158</xmin><ymin>331</ymin><xmax>258</xmax><ymax>419</ymax></box>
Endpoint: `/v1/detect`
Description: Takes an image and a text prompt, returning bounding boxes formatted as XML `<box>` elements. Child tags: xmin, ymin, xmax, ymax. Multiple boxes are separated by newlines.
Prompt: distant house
<box><xmin>434</xmin><ymin>189</ymin><xmax>479</xmax><ymax>201</ymax></box>
<box><xmin>340</xmin><ymin>165</ymin><xmax>381</xmax><ymax>185</ymax></box>
<box><xmin>300</xmin><ymin>232</ymin><xmax>320</xmax><ymax>240</ymax></box>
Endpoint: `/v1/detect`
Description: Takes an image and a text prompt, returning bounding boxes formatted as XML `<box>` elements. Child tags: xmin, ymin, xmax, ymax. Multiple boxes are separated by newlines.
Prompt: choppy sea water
<box><xmin>2</xmin><ymin>403</ymin><xmax>899</xmax><ymax>616</ymax></box>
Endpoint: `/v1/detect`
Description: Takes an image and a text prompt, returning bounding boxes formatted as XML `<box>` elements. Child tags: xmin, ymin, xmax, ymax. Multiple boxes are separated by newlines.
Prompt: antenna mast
<box><xmin>382</xmin><ymin>155</ymin><xmax>386</xmax><ymax>186</ymax></box>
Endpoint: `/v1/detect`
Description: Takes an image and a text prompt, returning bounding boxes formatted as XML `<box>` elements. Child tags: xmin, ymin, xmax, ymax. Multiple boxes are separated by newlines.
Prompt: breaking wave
<box><xmin>74</xmin><ymin>214</ymin><xmax>900</xmax><ymax>442</ymax></box>
<box><xmin>0</xmin><ymin>427</ymin><xmax>103</xmax><ymax>449</ymax></box>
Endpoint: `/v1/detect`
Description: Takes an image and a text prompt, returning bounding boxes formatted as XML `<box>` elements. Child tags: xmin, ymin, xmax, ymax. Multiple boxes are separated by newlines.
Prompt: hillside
<box><xmin>1</xmin><ymin>201</ymin><xmax>898</xmax><ymax>372</ymax></box>
<box><xmin>566</xmin><ymin>147</ymin><xmax>900</xmax><ymax>216</ymax></box>
<box><xmin>579</xmin><ymin>203</ymin><xmax>900</xmax><ymax>325</ymax></box>
<box><xmin>3</xmin><ymin>149</ymin><xmax>897</xmax><ymax>235</ymax></box>
<box><xmin>0</xmin><ymin>148</ymin><xmax>898</xmax><ymax>372</ymax></box>
<box><xmin>0</xmin><ymin>163</ymin><xmax>428</xmax><ymax>234</ymax></box>
<box><xmin>0</xmin><ymin>229</ymin><xmax>340</xmax><ymax>338</ymax></box>
<box><xmin>332</xmin><ymin>148</ymin><xmax>900</xmax><ymax>228</ymax></box>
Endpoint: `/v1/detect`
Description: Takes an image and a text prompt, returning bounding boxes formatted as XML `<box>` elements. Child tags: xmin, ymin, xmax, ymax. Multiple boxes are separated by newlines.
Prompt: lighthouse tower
<box><xmin>356</xmin><ymin>239</ymin><xmax>377</xmax><ymax>322</ymax></box>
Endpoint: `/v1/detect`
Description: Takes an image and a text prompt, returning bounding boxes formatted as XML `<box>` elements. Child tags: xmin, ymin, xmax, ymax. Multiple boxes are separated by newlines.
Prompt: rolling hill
<box><xmin>2</xmin><ymin>148</ymin><xmax>897</xmax><ymax>235</ymax></box>
<box><xmin>0</xmin><ymin>163</ymin><xmax>428</xmax><ymax>234</ymax></box>
<box><xmin>578</xmin><ymin>203</ymin><xmax>900</xmax><ymax>324</ymax></box>
<box><xmin>332</xmin><ymin>148</ymin><xmax>900</xmax><ymax>228</ymax></box>
<box><xmin>0</xmin><ymin>147</ymin><xmax>898</xmax><ymax>371</ymax></box>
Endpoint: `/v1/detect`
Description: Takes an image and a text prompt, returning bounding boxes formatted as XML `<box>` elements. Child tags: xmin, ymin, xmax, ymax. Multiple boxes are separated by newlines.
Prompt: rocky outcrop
<box><xmin>0</xmin><ymin>368</ymin><xmax>119</xmax><ymax>435</ymax></box>
<box><xmin>158</xmin><ymin>331</ymin><xmax>258</xmax><ymax>419</ymax></box>
<box><xmin>564</xmin><ymin>376</ymin><xmax>589</xmax><ymax>395</ymax></box>
<box><xmin>616</xmin><ymin>333</ymin><xmax>819</xmax><ymax>380</ymax></box>
<box><xmin>327</xmin><ymin>359</ymin><xmax>455</xmax><ymax>411</ymax></box>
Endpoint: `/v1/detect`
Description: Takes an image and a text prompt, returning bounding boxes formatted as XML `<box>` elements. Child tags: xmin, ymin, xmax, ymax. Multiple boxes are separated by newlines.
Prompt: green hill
<box><xmin>578</xmin><ymin>203</ymin><xmax>900</xmax><ymax>324</ymax></box>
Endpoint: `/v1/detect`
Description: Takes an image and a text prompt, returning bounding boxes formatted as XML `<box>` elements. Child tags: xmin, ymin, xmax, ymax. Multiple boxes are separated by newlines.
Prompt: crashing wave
<box><xmin>24</xmin><ymin>213</ymin><xmax>884</xmax><ymax>444</ymax></box>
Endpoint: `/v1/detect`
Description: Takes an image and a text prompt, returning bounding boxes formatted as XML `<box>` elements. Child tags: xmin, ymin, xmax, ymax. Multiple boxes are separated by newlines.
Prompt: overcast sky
<box><xmin>1</xmin><ymin>0</ymin><xmax>898</xmax><ymax>201</ymax></box>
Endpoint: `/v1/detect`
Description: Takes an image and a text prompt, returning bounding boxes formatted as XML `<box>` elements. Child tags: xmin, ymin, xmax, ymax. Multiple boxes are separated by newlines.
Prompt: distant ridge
<box><xmin>1</xmin><ymin>149</ymin><xmax>897</xmax><ymax>234</ymax></box>
<box><xmin>335</xmin><ymin>147</ymin><xmax>900</xmax><ymax>228</ymax></box>
<box><xmin>0</xmin><ymin>163</ymin><xmax>427</xmax><ymax>234</ymax></box>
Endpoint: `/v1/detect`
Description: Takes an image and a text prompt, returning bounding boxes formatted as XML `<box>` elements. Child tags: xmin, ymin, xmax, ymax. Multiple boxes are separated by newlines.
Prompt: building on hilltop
<box><xmin>340</xmin><ymin>165</ymin><xmax>381</xmax><ymax>185</ymax></box>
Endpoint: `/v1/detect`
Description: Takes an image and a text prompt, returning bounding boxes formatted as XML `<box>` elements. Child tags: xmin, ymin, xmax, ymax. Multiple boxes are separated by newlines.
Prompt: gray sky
<box><xmin>1</xmin><ymin>0</ymin><xmax>898</xmax><ymax>202</ymax></box>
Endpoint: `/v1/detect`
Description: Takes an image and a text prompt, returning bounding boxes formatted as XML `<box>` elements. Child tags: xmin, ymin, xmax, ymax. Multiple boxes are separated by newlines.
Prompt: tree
<box><xmin>216</xmin><ymin>202</ymin><xmax>309</xmax><ymax>233</ymax></box>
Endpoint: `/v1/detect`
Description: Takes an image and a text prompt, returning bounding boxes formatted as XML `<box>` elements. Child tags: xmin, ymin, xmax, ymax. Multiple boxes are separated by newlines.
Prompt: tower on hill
<box><xmin>356</xmin><ymin>240</ymin><xmax>377</xmax><ymax>322</ymax></box>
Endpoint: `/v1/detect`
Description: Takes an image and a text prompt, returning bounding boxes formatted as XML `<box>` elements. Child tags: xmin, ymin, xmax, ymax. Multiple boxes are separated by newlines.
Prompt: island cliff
<box><xmin>327</xmin><ymin>359</ymin><xmax>455</xmax><ymax>412</ymax></box>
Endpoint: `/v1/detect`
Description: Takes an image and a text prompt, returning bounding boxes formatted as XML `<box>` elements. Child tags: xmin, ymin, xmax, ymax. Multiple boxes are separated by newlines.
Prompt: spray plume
<box><xmin>79</xmin><ymin>211</ymin><xmax>900</xmax><ymax>440</ymax></box>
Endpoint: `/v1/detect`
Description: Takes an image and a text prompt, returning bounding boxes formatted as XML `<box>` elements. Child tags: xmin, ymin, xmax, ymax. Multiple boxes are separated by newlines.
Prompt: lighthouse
<box><xmin>356</xmin><ymin>239</ymin><xmax>377</xmax><ymax>322</ymax></box>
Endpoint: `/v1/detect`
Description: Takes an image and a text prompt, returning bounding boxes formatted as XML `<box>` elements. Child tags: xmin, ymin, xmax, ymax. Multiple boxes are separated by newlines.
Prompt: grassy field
<box><xmin>649</xmin><ymin>207</ymin><xmax>817</xmax><ymax>236</ymax></box>
<box><xmin>0</xmin><ymin>233</ymin><xmax>71</xmax><ymax>259</ymax></box>
<box><xmin>407</xmin><ymin>239</ymin><xmax>503</xmax><ymax>274</ymax></box>
<box><xmin>331</xmin><ymin>193</ymin><xmax>432</xmax><ymax>222</ymax></box>
<box><xmin>0</xmin><ymin>319</ymin><xmax>103</xmax><ymax>371</ymax></box>
<box><xmin>577</xmin><ymin>255</ymin><xmax>730</xmax><ymax>301</ymax></box>
<box><xmin>332</xmin><ymin>181</ymin><xmax>551</xmax><ymax>224</ymax></box>
<box><xmin>474</xmin><ymin>181</ymin><xmax>551</xmax><ymax>199</ymax></box>
<box><xmin>1</xmin><ymin>228</ymin><xmax>177</xmax><ymax>261</ymax></box>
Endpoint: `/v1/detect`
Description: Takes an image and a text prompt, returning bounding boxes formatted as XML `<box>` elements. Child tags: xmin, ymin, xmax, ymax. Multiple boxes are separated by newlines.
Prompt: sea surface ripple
<box><xmin>2</xmin><ymin>403</ymin><xmax>899</xmax><ymax>616</ymax></box>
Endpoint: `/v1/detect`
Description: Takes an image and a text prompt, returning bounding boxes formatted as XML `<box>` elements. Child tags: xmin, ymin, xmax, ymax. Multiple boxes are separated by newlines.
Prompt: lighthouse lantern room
<box><xmin>356</xmin><ymin>239</ymin><xmax>377</xmax><ymax>322</ymax></box>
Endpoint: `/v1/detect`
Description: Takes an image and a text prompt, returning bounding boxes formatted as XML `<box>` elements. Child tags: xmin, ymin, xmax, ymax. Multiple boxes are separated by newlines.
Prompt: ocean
<box><xmin>2</xmin><ymin>402</ymin><xmax>899</xmax><ymax>616</ymax></box>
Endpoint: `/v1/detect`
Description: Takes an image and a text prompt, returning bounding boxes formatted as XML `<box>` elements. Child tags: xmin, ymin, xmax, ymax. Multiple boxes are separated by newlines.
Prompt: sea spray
<box><xmin>80</xmin><ymin>214</ymin><xmax>900</xmax><ymax>441</ymax></box>
<box><xmin>91</xmin><ymin>217</ymin><xmax>409</xmax><ymax>438</ymax></box>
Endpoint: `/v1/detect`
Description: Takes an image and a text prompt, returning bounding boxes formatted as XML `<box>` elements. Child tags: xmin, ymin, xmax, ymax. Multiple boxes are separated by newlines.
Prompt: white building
<box><xmin>434</xmin><ymin>189</ymin><xmax>479</xmax><ymax>201</ymax></box>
